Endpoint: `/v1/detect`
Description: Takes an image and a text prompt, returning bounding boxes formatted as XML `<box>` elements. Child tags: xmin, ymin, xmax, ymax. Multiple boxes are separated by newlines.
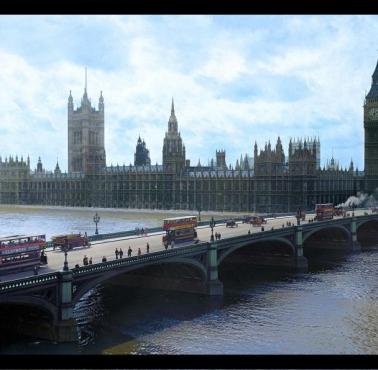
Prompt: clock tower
<box><xmin>364</xmin><ymin>58</ymin><xmax>378</xmax><ymax>194</ymax></box>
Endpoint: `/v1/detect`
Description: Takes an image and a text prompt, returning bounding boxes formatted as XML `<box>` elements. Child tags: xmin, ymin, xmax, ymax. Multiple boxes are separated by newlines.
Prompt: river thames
<box><xmin>1</xmin><ymin>205</ymin><xmax>378</xmax><ymax>354</ymax></box>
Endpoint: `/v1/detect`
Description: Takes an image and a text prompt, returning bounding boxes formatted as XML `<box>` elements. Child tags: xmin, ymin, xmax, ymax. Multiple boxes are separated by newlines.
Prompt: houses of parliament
<box><xmin>1</xmin><ymin>59</ymin><xmax>378</xmax><ymax>214</ymax></box>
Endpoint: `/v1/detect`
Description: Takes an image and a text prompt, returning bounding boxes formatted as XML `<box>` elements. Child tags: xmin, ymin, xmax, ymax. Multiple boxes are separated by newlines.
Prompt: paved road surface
<box><xmin>0</xmin><ymin>210</ymin><xmax>370</xmax><ymax>282</ymax></box>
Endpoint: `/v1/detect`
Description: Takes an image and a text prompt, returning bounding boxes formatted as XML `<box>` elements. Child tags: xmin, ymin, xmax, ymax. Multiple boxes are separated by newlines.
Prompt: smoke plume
<box><xmin>337</xmin><ymin>190</ymin><xmax>378</xmax><ymax>208</ymax></box>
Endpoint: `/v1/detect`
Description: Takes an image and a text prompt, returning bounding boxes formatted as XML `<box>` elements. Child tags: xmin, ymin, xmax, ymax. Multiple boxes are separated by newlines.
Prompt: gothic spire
<box><xmin>85</xmin><ymin>66</ymin><xmax>87</xmax><ymax>93</ymax></box>
<box><xmin>168</xmin><ymin>97</ymin><xmax>178</xmax><ymax>133</ymax></box>
<box><xmin>366</xmin><ymin>58</ymin><xmax>378</xmax><ymax>99</ymax></box>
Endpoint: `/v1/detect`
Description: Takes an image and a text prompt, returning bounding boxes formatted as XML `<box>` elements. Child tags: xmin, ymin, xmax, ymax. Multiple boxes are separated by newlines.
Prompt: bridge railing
<box><xmin>72</xmin><ymin>241</ymin><xmax>210</xmax><ymax>278</ymax></box>
<box><xmin>0</xmin><ymin>272</ymin><xmax>59</xmax><ymax>294</ymax></box>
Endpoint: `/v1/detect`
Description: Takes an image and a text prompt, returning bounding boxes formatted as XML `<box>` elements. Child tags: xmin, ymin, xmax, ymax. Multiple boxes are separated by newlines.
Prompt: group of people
<box><xmin>135</xmin><ymin>227</ymin><xmax>148</xmax><ymax>236</ymax></box>
<box><xmin>115</xmin><ymin>248</ymin><xmax>124</xmax><ymax>259</ymax></box>
<box><xmin>215</xmin><ymin>232</ymin><xmax>222</xmax><ymax>240</ymax></box>
<box><xmin>82</xmin><ymin>255</ymin><xmax>93</xmax><ymax>265</ymax></box>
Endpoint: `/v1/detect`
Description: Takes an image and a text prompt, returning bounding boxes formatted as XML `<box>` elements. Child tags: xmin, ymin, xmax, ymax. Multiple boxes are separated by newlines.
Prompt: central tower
<box><xmin>162</xmin><ymin>99</ymin><xmax>186</xmax><ymax>173</ymax></box>
<box><xmin>364</xmin><ymin>58</ymin><xmax>378</xmax><ymax>193</ymax></box>
<box><xmin>67</xmin><ymin>70</ymin><xmax>106</xmax><ymax>174</ymax></box>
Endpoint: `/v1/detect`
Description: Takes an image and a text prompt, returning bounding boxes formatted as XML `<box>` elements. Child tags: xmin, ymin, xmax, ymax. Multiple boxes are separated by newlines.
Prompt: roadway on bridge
<box><xmin>1</xmin><ymin>209</ymin><xmax>369</xmax><ymax>282</ymax></box>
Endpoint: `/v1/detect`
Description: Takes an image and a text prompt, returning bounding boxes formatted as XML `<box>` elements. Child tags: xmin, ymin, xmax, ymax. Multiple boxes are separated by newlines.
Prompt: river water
<box><xmin>1</xmin><ymin>206</ymin><xmax>378</xmax><ymax>354</ymax></box>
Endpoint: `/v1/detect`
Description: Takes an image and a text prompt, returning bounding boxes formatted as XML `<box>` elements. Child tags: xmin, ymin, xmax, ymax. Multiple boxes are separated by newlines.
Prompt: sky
<box><xmin>0</xmin><ymin>15</ymin><xmax>377</xmax><ymax>172</ymax></box>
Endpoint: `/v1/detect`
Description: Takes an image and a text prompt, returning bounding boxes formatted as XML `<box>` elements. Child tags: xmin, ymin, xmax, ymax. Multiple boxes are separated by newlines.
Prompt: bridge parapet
<box><xmin>0</xmin><ymin>272</ymin><xmax>59</xmax><ymax>294</ymax></box>
<box><xmin>72</xmin><ymin>242</ymin><xmax>209</xmax><ymax>279</ymax></box>
<box><xmin>216</xmin><ymin>227</ymin><xmax>296</xmax><ymax>250</ymax></box>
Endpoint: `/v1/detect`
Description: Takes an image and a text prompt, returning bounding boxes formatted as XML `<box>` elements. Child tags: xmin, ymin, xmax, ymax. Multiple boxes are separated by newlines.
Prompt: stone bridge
<box><xmin>0</xmin><ymin>214</ymin><xmax>377</xmax><ymax>342</ymax></box>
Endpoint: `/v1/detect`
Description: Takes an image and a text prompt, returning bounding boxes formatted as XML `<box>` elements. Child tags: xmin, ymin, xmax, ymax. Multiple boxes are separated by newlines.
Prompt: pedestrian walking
<box><xmin>146</xmin><ymin>242</ymin><xmax>150</xmax><ymax>253</ymax></box>
<box><xmin>115</xmin><ymin>248</ymin><xmax>119</xmax><ymax>259</ymax></box>
<box><xmin>119</xmin><ymin>248</ymin><xmax>123</xmax><ymax>259</ymax></box>
<box><xmin>261</xmin><ymin>226</ymin><xmax>264</xmax><ymax>231</ymax></box>
<box><xmin>83</xmin><ymin>255</ymin><xmax>88</xmax><ymax>265</ymax></box>
<box><xmin>248</xmin><ymin>229</ymin><xmax>251</xmax><ymax>235</ymax></box>
<box><xmin>33</xmin><ymin>266</ymin><xmax>38</xmax><ymax>275</ymax></box>
<box><xmin>75</xmin><ymin>263</ymin><xmax>80</xmax><ymax>269</ymax></box>
<box><xmin>89</xmin><ymin>257</ymin><xmax>92</xmax><ymax>264</ymax></box>
<box><xmin>128</xmin><ymin>246</ymin><xmax>132</xmax><ymax>257</ymax></box>
<box><xmin>165</xmin><ymin>242</ymin><xmax>168</xmax><ymax>250</ymax></box>
<box><xmin>138</xmin><ymin>247</ymin><xmax>141</xmax><ymax>256</ymax></box>
<box><xmin>102</xmin><ymin>256</ymin><xmax>107</xmax><ymax>262</ymax></box>
<box><xmin>218</xmin><ymin>233</ymin><xmax>221</xmax><ymax>240</ymax></box>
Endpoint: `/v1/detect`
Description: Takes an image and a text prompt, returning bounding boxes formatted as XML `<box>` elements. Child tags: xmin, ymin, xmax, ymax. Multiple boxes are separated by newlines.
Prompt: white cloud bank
<box><xmin>0</xmin><ymin>15</ymin><xmax>377</xmax><ymax>171</ymax></box>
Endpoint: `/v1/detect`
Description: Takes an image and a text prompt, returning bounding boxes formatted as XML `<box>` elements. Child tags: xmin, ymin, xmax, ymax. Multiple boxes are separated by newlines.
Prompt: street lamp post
<box><xmin>198</xmin><ymin>207</ymin><xmax>201</xmax><ymax>222</ymax></box>
<box><xmin>63</xmin><ymin>238</ymin><xmax>69</xmax><ymax>271</ymax></box>
<box><xmin>210</xmin><ymin>216</ymin><xmax>215</xmax><ymax>242</ymax></box>
<box><xmin>93</xmin><ymin>212</ymin><xmax>100</xmax><ymax>235</ymax></box>
<box><xmin>296</xmin><ymin>208</ymin><xmax>301</xmax><ymax>226</ymax></box>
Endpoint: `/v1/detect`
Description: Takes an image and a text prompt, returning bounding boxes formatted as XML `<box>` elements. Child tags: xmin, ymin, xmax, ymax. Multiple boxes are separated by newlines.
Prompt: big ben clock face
<box><xmin>368</xmin><ymin>108</ymin><xmax>378</xmax><ymax>120</ymax></box>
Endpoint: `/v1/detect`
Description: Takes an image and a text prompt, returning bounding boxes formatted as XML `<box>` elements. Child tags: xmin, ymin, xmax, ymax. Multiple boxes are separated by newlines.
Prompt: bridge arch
<box><xmin>0</xmin><ymin>295</ymin><xmax>58</xmax><ymax>322</ymax></box>
<box><xmin>218</xmin><ymin>237</ymin><xmax>296</xmax><ymax>266</ymax></box>
<box><xmin>72</xmin><ymin>257</ymin><xmax>207</xmax><ymax>304</ymax></box>
<box><xmin>303</xmin><ymin>225</ymin><xmax>351</xmax><ymax>244</ymax></box>
<box><xmin>356</xmin><ymin>218</ymin><xmax>378</xmax><ymax>231</ymax></box>
<box><xmin>356</xmin><ymin>218</ymin><xmax>378</xmax><ymax>247</ymax></box>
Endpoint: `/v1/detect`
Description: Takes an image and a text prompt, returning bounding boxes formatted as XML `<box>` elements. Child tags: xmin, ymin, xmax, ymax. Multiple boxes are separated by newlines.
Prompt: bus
<box><xmin>0</xmin><ymin>234</ymin><xmax>47</xmax><ymax>274</ymax></box>
<box><xmin>162</xmin><ymin>216</ymin><xmax>198</xmax><ymax>246</ymax></box>
<box><xmin>314</xmin><ymin>203</ymin><xmax>334</xmax><ymax>221</ymax></box>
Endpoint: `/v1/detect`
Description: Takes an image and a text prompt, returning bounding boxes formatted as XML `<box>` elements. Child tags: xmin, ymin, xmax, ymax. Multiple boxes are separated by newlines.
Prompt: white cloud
<box><xmin>0</xmin><ymin>15</ymin><xmax>377</xmax><ymax>171</ymax></box>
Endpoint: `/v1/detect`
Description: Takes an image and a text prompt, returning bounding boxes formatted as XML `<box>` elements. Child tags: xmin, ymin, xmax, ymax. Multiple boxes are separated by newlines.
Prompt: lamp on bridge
<box><xmin>93</xmin><ymin>212</ymin><xmax>100</xmax><ymax>235</ymax></box>
<box><xmin>210</xmin><ymin>216</ymin><xmax>215</xmax><ymax>242</ymax></box>
<box><xmin>296</xmin><ymin>208</ymin><xmax>301</xmax><ymax>226</ymax></box>
<box><xmin>197</xmin><ymin>206</ymin><xmax>201</xmax><ymax>222</ymax></box>
<box><xmin>63</xmin><ymin>238</ymin><xmax>69</xmax><ymax>272</ymax></box>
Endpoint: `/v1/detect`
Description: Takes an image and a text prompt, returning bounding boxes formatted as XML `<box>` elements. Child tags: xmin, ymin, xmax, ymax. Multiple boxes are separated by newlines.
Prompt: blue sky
<box><xmin>0</xmin><ymin>15</ymin><xmax>377</xmax><ymax>172</ymax></box>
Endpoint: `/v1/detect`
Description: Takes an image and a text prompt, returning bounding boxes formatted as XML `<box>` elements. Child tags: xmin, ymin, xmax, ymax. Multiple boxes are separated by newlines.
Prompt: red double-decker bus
<box><xmin>314</xmin><ymin>203</ymin><xmax>334</xmax><ymax>221</ymax></box>
<box><xmin>0</xmin><ymin>234</ymin><xmax>46</xmax><ymax>274</ymax></box>
<box><xmin>162</xmin><ymin>216</ymin><xmax>198</xmax><ymax>246</ymax></box>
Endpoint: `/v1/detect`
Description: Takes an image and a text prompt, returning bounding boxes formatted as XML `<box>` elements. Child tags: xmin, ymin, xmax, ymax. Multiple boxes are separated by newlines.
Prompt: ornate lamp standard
<box><xmin>197</xmin><ymin>206</ymin><xmax>201</xmax><ymax>222</ymax></box>
<box><xmin>93</xmin><ymin>212</ymin><xmax>100</xmax><ymax>235</ymax></box>
<box><xmin>296</xmin><ymin>208</ymin><xmax>301</xmax><ymax>226</ymax></box>
<box><xmin>63</xmin><ymin>238</ymin><xmax>69</xmax><ymax>271</ymax></box>
<box><xmin>210</xmin><ymin>216</ymin><xmax>215</xmax><ymax>242</ymax></box>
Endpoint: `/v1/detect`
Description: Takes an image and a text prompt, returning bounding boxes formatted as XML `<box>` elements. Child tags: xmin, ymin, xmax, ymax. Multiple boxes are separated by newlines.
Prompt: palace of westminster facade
<box><xmin>1</xmin><ymin>60</ymin><xmax>378</xmax><ymax>214</ymax></box>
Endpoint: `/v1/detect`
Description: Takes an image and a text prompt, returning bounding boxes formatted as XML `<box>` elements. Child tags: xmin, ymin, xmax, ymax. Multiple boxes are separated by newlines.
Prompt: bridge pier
<box><xmin>295</xmin><ymin>225</ymin><xmax>308</xmax><ymax>272</ymax></box>
<box><xmin>206</xmin><ymin>241</ymin><xmax>223</xmax><ymax>296</ymax></box>
<box><xmin>55</xmin><ymin>270</ymin><xmax>77</xmax><ymax>342</ymax></box>
<box><xmin>350</xmin><ymin>217</ymin><xmax>361</xmax><ymax>251</ymax></box>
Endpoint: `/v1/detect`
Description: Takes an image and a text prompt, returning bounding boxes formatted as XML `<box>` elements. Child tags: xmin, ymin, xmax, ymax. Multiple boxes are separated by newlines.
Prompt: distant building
<box><xmin>2</xmin><ymin>59</ymin><xmax>378</xmax><ymax>212</ymax></box>
<box><xmin>134</xmin><ymin>136</ymin><xmax>151</xmax><ymax>166</ymax></box>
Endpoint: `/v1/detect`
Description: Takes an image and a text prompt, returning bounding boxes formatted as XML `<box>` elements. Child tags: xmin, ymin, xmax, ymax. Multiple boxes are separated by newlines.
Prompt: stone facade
<box><xmin>67</xmin><ymin>88</ymin><xmax>106</xmax><ymax>174</ymax></box>
<box><xmin>1</xmin><ymin>60</ymin><xmax>377</xmax><ymax>213</ymax></box>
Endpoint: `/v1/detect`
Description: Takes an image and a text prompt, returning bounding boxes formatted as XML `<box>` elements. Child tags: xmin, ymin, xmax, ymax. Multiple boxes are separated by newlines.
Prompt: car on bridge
<box><xmin>249</xmin><ymin>216</ymin><xmax>267</xmax><ymax>226</ymax></box>
<box><xmin>226</xmin><ymin>219</ymin><xmax>238</xmax><ymax>228</ymax></box>
<box><xmin>52</xmin><ymin>233</ymin><xmax>90</xmax><ymax>251</ymax></box>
